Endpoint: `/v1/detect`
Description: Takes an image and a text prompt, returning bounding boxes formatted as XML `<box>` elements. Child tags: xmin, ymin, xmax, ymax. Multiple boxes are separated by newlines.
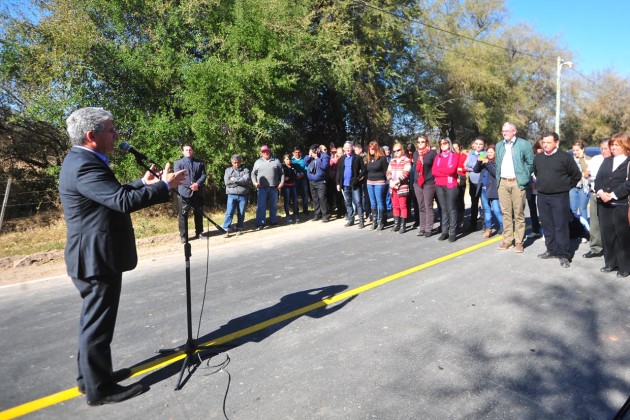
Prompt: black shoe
<box><xmin>448</xmin><ymin>235</ymin><xmax>457</xmax><ymax>242</ymax></box>
<box><xmin>438</xmin><ymin>233</ymin><xmax>448</xmax><ymax>241</ymax></box>
<box><xmin>321</xmin><ymin>217</ymin><xmax>331</xmax><ymax>223</ymax></box>
<box><xmin>344</xmin><ymin>220</ymin><xmax>354</xmax><ymax>227</ymax></box>
<box><xmin>618</xmin><ymin>271</ymin><xmax>630</xmax><ymax>278</ymax></box>
<box><xmin>582</xmin><ymin>251</ymin><xmax>603</xmax><ymax>258</ymax></box>
<box><xmin>559</xmin><ymin>258</ymin><xmax>570</xmax><ymax>268</ymax></box>
<box><xmin>424</xmin><ymin>232</ymin><xmax>432</xmax><ymax>238</ymax></box>
<box><xmin>311</xmin><ymin>216</ymin><xmax>322</xmax><ymax>222</ymax></box>
<box><xmin>78</xmin><ymin>368</ymin><xmax>131</xmax><ymax>394</ymax></box>
<box><xmin>255</xmin><ymin>225</ymin><xmax>265</xmax><ymax>231</ymax></box>
<box><xmin>87</xmin><ymin>383</ymin><xmax>145</xmax><ymax>406</ymax></box>
<box><xmin>601</xmin><ymin>266</ymin><xmax>618</xmax><ymax>273</ymax></box>
<box><xmin>537</xmin><ymin>251</ymin><xmax>558</xmax><ymax>259</ymax></box>
<box><xmin>358</xmin><ymin>221</ymin><xmax>365</xmax><ymax>229</ymax></box>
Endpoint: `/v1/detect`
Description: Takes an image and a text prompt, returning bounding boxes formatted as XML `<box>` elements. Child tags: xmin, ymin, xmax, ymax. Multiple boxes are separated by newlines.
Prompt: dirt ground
<box><xmin>0</xmin><ymin>216</ymin><xmax>346</xmax><ymax>286</ymax></box>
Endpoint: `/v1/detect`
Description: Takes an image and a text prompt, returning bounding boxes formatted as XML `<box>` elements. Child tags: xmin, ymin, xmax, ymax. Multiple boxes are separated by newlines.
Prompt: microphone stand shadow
<box><xmin>136</xmin><ymin>285</ymin><xmax>356</xmax><ymax>391</ymax></box>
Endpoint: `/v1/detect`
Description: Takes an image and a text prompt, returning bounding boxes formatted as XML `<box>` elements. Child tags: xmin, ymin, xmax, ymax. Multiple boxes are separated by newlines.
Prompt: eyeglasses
<box><xmin>393</xmin><ymin>149</ymin><xmax>402</xmax><ymax>152</ymax></box>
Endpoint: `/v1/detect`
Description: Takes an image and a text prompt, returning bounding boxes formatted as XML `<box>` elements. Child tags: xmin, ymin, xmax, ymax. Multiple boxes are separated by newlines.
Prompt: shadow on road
<box><xmin>134</xmin><ymin>284</ymin><xmax>356</xmax><ymax>390</ymax></box>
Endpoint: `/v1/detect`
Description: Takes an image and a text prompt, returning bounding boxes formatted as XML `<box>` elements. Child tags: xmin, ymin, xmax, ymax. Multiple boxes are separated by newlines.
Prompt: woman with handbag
<box><xmin>594</xmin><ymin>132</ymin><xmax>630</xmax><ymax>278</ymax></box>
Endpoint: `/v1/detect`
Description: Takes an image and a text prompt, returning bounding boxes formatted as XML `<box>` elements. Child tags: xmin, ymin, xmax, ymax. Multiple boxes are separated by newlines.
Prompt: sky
<box><xmin>506</xmin><ymin>0</ymin><xmax>630</xmax><ymax>78</ymax></box>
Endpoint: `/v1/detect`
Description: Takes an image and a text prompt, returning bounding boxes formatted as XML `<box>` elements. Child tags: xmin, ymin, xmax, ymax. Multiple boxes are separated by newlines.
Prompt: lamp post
<box><xmin>555</xmin><ymin>56</ymin><xmax>573</xmax><ymax>138</ymax></box>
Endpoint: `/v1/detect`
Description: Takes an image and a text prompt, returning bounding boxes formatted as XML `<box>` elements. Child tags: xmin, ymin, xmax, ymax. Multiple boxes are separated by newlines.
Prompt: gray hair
<box><xmin>502</xmin><ymin>122</ymin><xmax>517</xmax><ymax>131</ymax></box>
<box><xmin>230</xmin><ymin>153</ymin><xmax>242</xmax><ymax>162</ymax></box>
<box><xmin>66</xmin><ymin>107</ymin><xmax>113</xmax><ymax>146</ymax></box>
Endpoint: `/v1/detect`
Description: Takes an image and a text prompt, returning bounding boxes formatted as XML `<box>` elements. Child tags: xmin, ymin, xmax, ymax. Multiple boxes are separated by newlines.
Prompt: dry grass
<box><xmin>0</xmin><ymin>203</ymin><xmax>258</xmax><ymax>258</ymax></box>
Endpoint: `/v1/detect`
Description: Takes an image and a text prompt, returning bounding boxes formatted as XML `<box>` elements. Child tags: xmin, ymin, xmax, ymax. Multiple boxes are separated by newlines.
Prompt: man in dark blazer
<box><xmin>59</xmin><ymin>107</ymin><xmax>186</xmax><ymax>405</ymax></box>
<box><xmin>174</xmin><ymin>144</ymin><xmax>207</xmax><ymax>242</ymax></box>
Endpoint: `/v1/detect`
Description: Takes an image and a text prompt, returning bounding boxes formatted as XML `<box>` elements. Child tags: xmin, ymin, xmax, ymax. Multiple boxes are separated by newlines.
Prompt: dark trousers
<box><xmin>527</xmin><ymin>194</ymin><xmax>541</xmax><ymax>234</ymax></box>
<box><xmin>414</xmin><ymin>183</ymin><xmax>436</xmax><ymax>233</ymax></box>
<box><xmin>456</xmin><ymin>177</ymin><xmax>466</xmax><ymax>227</ymax></box>
<box><xmin>178</xmin><ymin>193</ymin><xmax>204</xmax><ymax>238</ymax></box>
<box><xmin>407</xmin><ymin>186</ymin><xmax>419</xmax><ymax>225</ymax></box>
<box><xmin>310</xmin><ymin>180</ymin><xmax>329</xmax><ymax>218</ymax></box>
<box><xmin>468</xmin><ymin>179</ymin><xmax>480</xmax><ymax>226</ymax></box>
<box><xmin>72</xmin><ymin>274</ymin><xmax>122</xmax><ymax>401</ymax></box>
<box><xmin>598</xmin><ymin>203</ymin><xmax>630</xmax><ymax>272</ymax></box>
<box><xmin>296</xmin><ymin>177</ymin><xmax>310</xmax><ymax>214</ymax></box>
<box><xmin>436</xmin><ymin>185</ymin><xmax>458</xmax><ymax>236</ymax></box>
<box><xmin>537</xmin><ymin>192</ymin><xmax>571</xmax><ymax>258</ymax></box>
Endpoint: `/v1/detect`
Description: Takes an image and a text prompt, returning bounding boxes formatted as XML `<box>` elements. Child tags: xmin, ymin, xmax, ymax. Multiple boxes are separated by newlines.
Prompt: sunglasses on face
<box><xmin>393</xmin><ymin>149</ymin><xmax>402</xmax><ymax>152</ymax></box>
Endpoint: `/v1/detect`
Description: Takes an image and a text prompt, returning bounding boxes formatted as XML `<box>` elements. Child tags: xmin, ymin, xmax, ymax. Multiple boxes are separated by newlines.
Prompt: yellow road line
<box><xmin>0</xmin><ymin>234</ymin><xmax>503</xmax><ymax>419</ymax></box>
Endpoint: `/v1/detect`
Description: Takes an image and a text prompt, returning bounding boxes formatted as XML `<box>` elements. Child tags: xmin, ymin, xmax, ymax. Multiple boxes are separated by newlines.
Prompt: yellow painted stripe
<box><xmin>0</xmin><ymin>234</ymin><xmax>503</xmax><ymax>419</ymax></box>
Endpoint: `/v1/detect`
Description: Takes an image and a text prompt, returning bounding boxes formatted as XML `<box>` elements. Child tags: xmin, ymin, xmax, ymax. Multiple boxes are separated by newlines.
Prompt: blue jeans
<box><xmin>366</xmin><ymin>184</ymin><xmax>387</xmax><ymax>218</ymax></box>
<box><xmin>223</xmin><ymin>194</ymin><xmax>247</xmax><ymax>230</ymax></box>
<box><xmin>342</xmin><ymin>186</ymin><xmax>364</xmax><ymax>222</ymax></box>
<box><xmin>281</xmin><ymin>185</ymin><xmax>298</xmax><ymax>218</ymax></box>
<box><xmin>480</xmin><ymin>188</ymin><xmax>503</xmax><ymax>231</ymax></box>
<box><xmin>569</xmin><ymin>187</ymin><xmax>590</xmax><ymax>221</ymax></box>
<box><xmin>255</xmin><ymin>187</ymin><xmax>279</xmax><ymax>226</ymax></box>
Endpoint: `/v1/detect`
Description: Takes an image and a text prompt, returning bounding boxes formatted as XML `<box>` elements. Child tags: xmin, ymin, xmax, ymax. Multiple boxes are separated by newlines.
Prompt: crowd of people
<box><xmin>218</xmin><ymin>122</ymin><xmax>630</xmax><ymax>277</ymax></box>
<box><xmin>58</xmin><ymin>107</ymin><xmax>630</xmax><ymax>407</ymax></box>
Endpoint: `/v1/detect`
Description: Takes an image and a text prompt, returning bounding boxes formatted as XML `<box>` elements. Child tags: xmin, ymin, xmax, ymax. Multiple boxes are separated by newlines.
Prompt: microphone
<box><xmin>119</xmin><ymin>142</ymin><xmax>158</xmax><ymax>164</ymax></box>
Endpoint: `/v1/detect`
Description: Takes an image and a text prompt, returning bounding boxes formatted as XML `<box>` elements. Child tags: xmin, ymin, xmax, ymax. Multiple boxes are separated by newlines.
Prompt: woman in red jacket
<box><xmin>432</xmin><ymin>138</ymin><xmax>460</xmax><ymax>242</ymax></box>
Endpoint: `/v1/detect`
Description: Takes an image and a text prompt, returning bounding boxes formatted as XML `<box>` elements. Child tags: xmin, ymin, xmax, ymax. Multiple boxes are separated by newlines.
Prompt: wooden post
<box><xmin>0</xmin><ymin>177</ymin><xmax>12</xmax><ymax>231</ymax></box>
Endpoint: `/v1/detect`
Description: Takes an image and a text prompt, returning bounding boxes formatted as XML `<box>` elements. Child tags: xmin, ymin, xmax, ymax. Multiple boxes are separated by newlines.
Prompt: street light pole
<box><xmin>555</xmin><ymin>56</ymin><xmax>573</xmax><ymax>138</ymax></box>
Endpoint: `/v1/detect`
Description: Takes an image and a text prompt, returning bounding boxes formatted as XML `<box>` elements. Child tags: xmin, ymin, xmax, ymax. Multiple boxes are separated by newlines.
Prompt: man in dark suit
<box><xmin>59</xmin><ymin>107</ymin><xmax>186</xmax><ymax>406</ymax></box>
<box><xmin>174</xmin><ymin>143</ymin><xmax>207</xmax><ymax>243</ymax></box>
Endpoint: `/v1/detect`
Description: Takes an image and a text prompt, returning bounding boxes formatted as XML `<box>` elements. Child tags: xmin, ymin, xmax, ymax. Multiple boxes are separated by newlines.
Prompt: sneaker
<box><xmin>223</xmin><ymin>229</ymin><xmax>230</xmax><ymax>238</ymax></box>
<box><xmin>287</xmin><ymin>218</ymin><xmax>293</xmax><ymax>223</ymax></box>
<box><xmin>514</xmin><ymin>243</ymin><xmax>524</xmax><ymax>253</ymax></box>
<box><xmin>497</xmin><ymin>241</ymin><xmax>513</xmax><ymax>250</ymax></box>
<box><xmin>255</xmin><ymin>225</ymin><xmax>264</xmax><ymax>231</ymax></box>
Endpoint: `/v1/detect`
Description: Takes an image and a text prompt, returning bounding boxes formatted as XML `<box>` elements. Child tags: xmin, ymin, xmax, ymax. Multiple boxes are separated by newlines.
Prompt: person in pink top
<box><xmin>386</xmin><ymin>141</ymin><xmax>412</xmax><ymax>233</ymax></box>
<box><xmin>432</xmin><ymin>137</ymin><xmax>460</xmax><ymax>242</ymax></box>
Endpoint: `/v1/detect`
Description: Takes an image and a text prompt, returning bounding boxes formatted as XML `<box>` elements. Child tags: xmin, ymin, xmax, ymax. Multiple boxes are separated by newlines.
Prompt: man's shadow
<box><xmin>135</xmin><ymin>284</ymin><xmax>356</xmax><ymax>389</ymax></box>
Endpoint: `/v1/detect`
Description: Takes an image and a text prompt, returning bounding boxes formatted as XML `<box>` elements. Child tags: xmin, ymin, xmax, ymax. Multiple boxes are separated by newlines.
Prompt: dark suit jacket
<box><xmin>595</xmin><ymin>156</ymin><xmax>630</xmax><ymax>205</ymax></box>
<box><xmin>174</xmin><ymin>157</ymin><xmax>207</xmax><ymax>198</ymax></box>
<box><xmin>59</xmin><ymin>147</ymin><xmax>171</xmax><ymax>279</ymax></box>
<box><xmin>336</xmin><ymin>153</ymin><xmax>366</xmax><ymax>188</ymax></box>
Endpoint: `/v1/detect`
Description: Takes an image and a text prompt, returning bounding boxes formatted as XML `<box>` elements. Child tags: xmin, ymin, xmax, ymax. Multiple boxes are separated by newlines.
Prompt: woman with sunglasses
<box><xmin>432</xmin><ymin>137</ymin><xmax>460</xmax><ymax>242</ymax></box>
<box><xmin>413</xmin><ymin>135</ymin><xmax>438</xmax><ymax>237</ymax></box>
<box><xmin>386</xmin><ymin>141</ymin><xmax>412</xmax><ymax>233</ymax></box>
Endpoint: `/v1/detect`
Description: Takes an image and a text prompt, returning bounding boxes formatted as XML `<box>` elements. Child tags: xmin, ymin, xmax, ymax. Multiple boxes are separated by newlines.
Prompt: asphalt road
<box><xmin>1</xmin><ymin>218</ymin><xmax>629</xmax><ymax>419</ymax></box>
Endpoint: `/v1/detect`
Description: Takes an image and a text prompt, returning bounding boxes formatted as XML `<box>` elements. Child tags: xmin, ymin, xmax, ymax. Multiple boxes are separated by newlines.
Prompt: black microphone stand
<box><xmin>128</xmin><ymin>155</ymin><xmax>227</xmax><ymax>390</ymax></box>
<box><xmin>158</xmin><ymin>213</ymin><xmax>226</xmax><ymax>390</ymax></box>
